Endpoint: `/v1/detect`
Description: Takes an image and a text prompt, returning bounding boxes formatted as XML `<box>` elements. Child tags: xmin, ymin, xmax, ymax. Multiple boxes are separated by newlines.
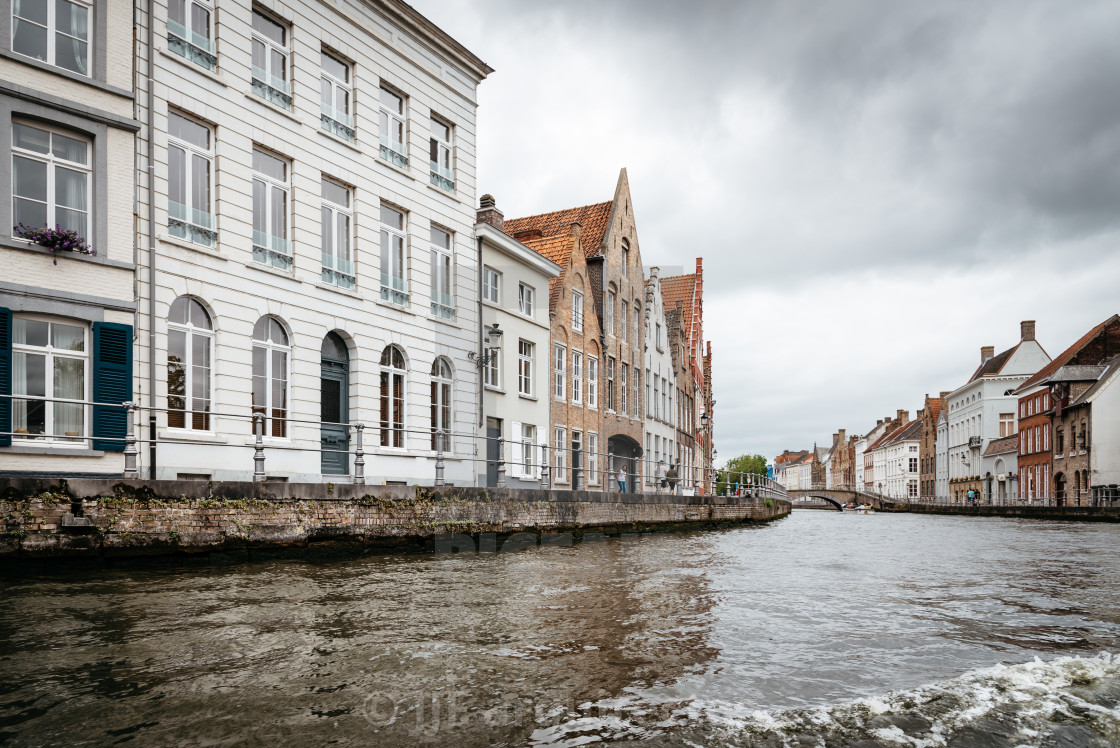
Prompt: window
<box><xmin>633</xmin><ymin>369</ymin><xmax>639</xmax><ymax>417</ymax></box>
<box><xmin>654</xmin><ymin>375</ymin><xmax>660</xmax><ymax>419</ymax></box>
<box><xmin>429</xmin><ymin>115</ymin><xmax>454</xmax><ymax>191</ymax></box>
<box><xmin>587</xmin><ymin>357</ymin><xmax>598</xmax><ymax>409</ymax></box>
<box><xmin>12</xmin><ymin>122</ymin><xmax>89</xmax><ymax>245</ymax></box>
<box><xmin>571</xmin><ymin>351</ymin><xmax>582</xmax><ymax>405</ymax></box>
<box><xmin>655</xmin><ymin>323</ymin><xmax>662</xmax><ymax>350</ymax></box>
<box><xmin>908</xmin><ymin>482</ymin><xmax>918</xmax><ymax>499</ymax></box>
<box><xmin>167</xmin><ymin>297</ymin><xmax>212</xmax><ymax>430</ymax></box>
<box><xmin>430</xmin><ymin>226</ymin><xmax>454</xmax><ymax>319</ymax></box>
<box><xmin>11</xmin><ymin>316</ymin><xmax>87</xmax><ymax>442</ymax></box>
<box><xmin>620</xmin><ymin>300</ymin><xmax>628</xmax><ymax>343</ymax></box>
<box><xmin>320</xmin><ymin>51</ymin><xmax>353</xmax><ymax>141</ymax></box>
<box><xmin>251</xmin><ymin>316</ymin><xmax>288</xmax><ymax>437</ymax></box>
<box><xmin>1043</xmin><ymin>424</ymin><xmax>1049</xmax><ymax>451</ymax></box>
<box><xmin>430</xmin><ymin>357</ymin><xmax>452</xmax><ymax>450</ymax></box>
<box><xmin>251</xmin><ymin>148</ymin><xmax>290</xmax><ymax>269</ymax></box>
<box><xmin>518</xmin><ymin>340</ymin><xmax>533</xmax><ymax>397</ymax></box>
<box><xmin>999</xmin><ymin>412</ymin><xmax>1015</xmax><ymax>438</ymax></box>
<box><xmin>909</xmin><ymin>457</ymin><xmax>918</xmax><ymax>473</ymax></box>
<box><xmin>662</xmin><ymin>376</ymin><xmax>667</xmax><ymax>421</ymax></box>
<box><xmin>1020</xmin><ymin>402</ymin><xmax>1026</xmax><ymax>418</ymax></box>
<box><xmin>379</xmin><ymin>204</ymin><xmax>408</xmax><ymax>304</ymax></box>
<box><xmin>13</xmin><ymin>0</ymin><xmax>90</xmax><ymax>74</ymax></box>
<box><xmin>621</xmin><ymin>239</ymin><xmax>629</xmax><ymax>278</ymax></box>
<box><xmin>620</xmin><ymin>363</ymin><xmax>628</xmax><ymax>414</ymax></box>
<box><xmin>167</xmin><ymin>112</ymin><xmax>215</xmax><ymax>247</ymax></box>
<box><xmin>251</xmin><ymin>10</ymin><xmax>290</xmax><ymax>109</ymax></box>
<box><xmin>168</xmin><ymin>0</ymin><xmax>215</xmax><ymax>70</ymax></box>
<box><xmin>520</xmin><ymin>423</ymin><xmax>536</xmax><ymax>478</ymax></box>
<box><xmin>553</xmin><ymin>344</ymin><xmax>565</xmax><ymax>400</ymax></box>
<box><xmin>518</xmin><ymin>283</ymin><xmax>534</xmax><ymax>317</ymax></box>
<box><xmin>483</xmin><ymin>346</ymin><xmax>499</xmax><ymax>389</ymax></box>
<box><xmin>607</xmin><ymin>291</ymin><xmax>615</xmax><ymax>336</ymax></box>
<box><xmin>588</xmin><ymin>432</ymin><xmax>599</xmax><ymax>484</ymax></box>
<box><xmin>646</xmin><ymin>369</ymin><xmax>652</xmax><ymax>417</ymax></box>
<box><xmin>380</xmin><ymin>345</ymin><xmax>406</xmax><ymax>448</ymax></box>
<box><xmin>554</xmin><ymin>427</ymin><xmax>566</xmax><ymax>482</ymax></box>
<box><xmin>320</xmin><ymin>178</ymin><xmax>354</xmax><ymax>289</ymax></box>
<box><xmin>606</xmin><ymin>357</ymin><xmax>615</xmax><ymax>411</ymax></box>
<box><xmin>379</xmin><ymin>86</ymin><xmax>408</xmax><ymax>168</ymax></box>
<box><xmin>633</xmin><ymin>306</ymin><xmax>640</xmax><ymax>348</ymax></box>
<box><xmin>482</xmin><ymin>267</ymin><xmax>499</xmax><ymax>304</ymax></box>
<box><xmin>572</xmin><ymin>292</ymin><xmax>583</xmax><ymax>333</ymax></box>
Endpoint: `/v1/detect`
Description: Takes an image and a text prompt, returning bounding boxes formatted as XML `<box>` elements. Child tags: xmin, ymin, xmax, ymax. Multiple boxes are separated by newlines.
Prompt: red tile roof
<box><xmin>969</xmin><ymin>343</ymin><xmax>1020</xmax><ymax>382</ymax></box>
<box><xmin>1018</xmin><ymin>314</ymin><xmax>1120</xmax><ymax>391</ymax></box>
<box><xmin>519</xmin><ymin>233</ymin><xmax>576</xmax><ymax>308</ymax></box>
<box><xmin>505</xmin><ymin>201</ymin><xmax>613</xmax><ymax>259</ymax></box>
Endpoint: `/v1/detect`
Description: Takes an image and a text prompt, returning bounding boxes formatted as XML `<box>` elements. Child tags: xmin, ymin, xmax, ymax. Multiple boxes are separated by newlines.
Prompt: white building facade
<box><xmin>135</xmin><ymin>0</ymin><xmax>492</xmax><ymax>482</ymax></box>
<box><xmin>1</xmin><ymin>1</ymin><xmax>137</xmax><ymax>477</ymax></box>
<box><xmin>642</xmin><ymin>268</ymin><xmax>677</xmax><ymax>489</ymax></box>
<box><xmin>935</xmin><ymin>408</ymin><xmax>949</xmax><ymax>499</ymax></box>
<box><xmin>475</xmin><ymin>199</ymin><xmax>559</xmax><ymax>488</ymax></box>
<box><xmin>867</xmin><ymin>420</ymin><xmax>921</xmax><ymax>499</ymax></box>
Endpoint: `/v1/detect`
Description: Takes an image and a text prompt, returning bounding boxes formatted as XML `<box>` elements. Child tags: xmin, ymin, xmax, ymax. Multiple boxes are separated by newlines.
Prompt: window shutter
<box><xmin>92</xmin><ymin>322</ymin><xmax>133</xmax><ymax>452</ymax></box>
<box><xmin>0</xmin><ymin>308</ymin><xmax>10</xmax><ymax>448</ymax></box>
<box><xmin>510</xmin><ymin>421</ymin><xmax>522</xmax><ymax>478</ymax></box>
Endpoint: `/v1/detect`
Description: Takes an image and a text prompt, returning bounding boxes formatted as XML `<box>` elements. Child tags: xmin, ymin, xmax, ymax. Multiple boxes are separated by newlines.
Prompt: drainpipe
<box><xmin>146</xmin><ymin>0</ymin><xmax>157</xmax><ymax>478</ymax></box>
<box><xmin>476</xmin><ymin>234</ymin><xmax>484</xmax><ymax>488</ymax></box>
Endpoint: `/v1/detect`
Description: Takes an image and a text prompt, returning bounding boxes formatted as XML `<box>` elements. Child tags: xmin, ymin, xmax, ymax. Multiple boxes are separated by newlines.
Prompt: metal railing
<box><xmin>0</xmin><ymin>395</ymin><xmax>756</xmax><ymax>499</ymax></box>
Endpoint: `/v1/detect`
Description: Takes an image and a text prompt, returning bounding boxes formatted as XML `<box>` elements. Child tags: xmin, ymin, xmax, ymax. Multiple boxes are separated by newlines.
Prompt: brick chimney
<box><xmin>940</xmin><ymin>391</ymin><xmax>950</xmax><ymax>400</ymax></box>
<box><xmin>838</xmin><ymin>429</ymin><xmax>846</xmax><ymax>443</ymax></box>
<box><xmin>1021</xmin><ymin>320</ymin><xmax>1036</xmax><ymax>341</ymax></box>
<box><xmin>650</xmin><ymin>266</ymin><xmax>659</xmax><ymax>281</ymax></box>
<box><xmin>476</xmin><ymin>194</ymin><xmax>504</xmax><ymax>232</ymax></box>
<box><xmin>897</xmin><ymin>409</ymin><xmax>910</xmax><ymax>424</ymax></box>
<box><xmin>981</xmin><ymin>346</ymin><xmax>995</xmax><ymax>364</ymax></box>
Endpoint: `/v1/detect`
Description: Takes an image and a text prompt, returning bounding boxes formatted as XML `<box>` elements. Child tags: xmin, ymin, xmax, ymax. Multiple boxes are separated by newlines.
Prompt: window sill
<box><xmin>158</xmin><ymin>232</ymin><xmax>226</xmax><ymax>259</ymax></box>
<box><xmin>484</xmin><ymin>385</ymin><xmax>505</xmax><ymax>394</ymax></box>
<box><xmin>159</xmin><ymin>430</ymin><xmax>229</xmax><ymax>445</ymax></box>
<box><xmin>243</xmin><ymin>92</ymin><xmax>301</xmax><ymax>126</ymax></box>
<box><xmin>0</xmin><ymin>49</ymin><xmax>133</xmax><ymax>98</ymax></box>
<box><xmin>157</xmin><ymin>45</ymin><xmax>229</xmax><ymax>88</ymax></box>
<box><xmin>241</xmin><ymin>437</ymin><xmax>292</xmax><ymax>446</ymax></box>
<box><xmin>374</xmin><ymin>297</ymin><xmax>416</xmax><ymax>316</ymax></box>
<box><xmin>481</xmin><ymin>299</ymin><xmax>502</xmax><ymax>312</ymax></box>
<box><xmin>0</xmin><ymin>236</ymin><xmax>132</xmax><ymax>270</ymax></box>
<box><xmin>5</xmin><ymin>444</ymin><xmax>105</xmax><ymax>458</ymax></box>
<box><xmin>375</xmin><ymin>156</ymin><xmax>416</xmax><ymax>181</ymax></box>
<box><xmin>317</xmin><ymin>127</ymin><xmax>362</xmax><ymax>154</ymax></box>
<box><xmin>314</xmin><ymin>281</ymin><xmax>363</xmax><ymax>299</ymax></box>
<box><xmin>429</xmin><ymin>313</ymin><xmax>461</xmax><ymax>328</ymax></box>
<box><xmin>518</xmin><ymin>394</ymin><xmax>539</xmax><ymax>402</ymax></box>
<box><xmin>426</xmin><ymin>181</ymin><xmax>468</xmax><ymax>205</ymax></box>
<box><xmin>245</xmin><ymin>261</ymin><xmax>300</xmax><ymax>282</ymax></box>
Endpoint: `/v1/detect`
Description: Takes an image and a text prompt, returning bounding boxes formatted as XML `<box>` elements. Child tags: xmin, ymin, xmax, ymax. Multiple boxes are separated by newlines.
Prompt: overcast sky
<box><xmin>413</xmin><ymin>0</ymin><xmax>1120</xmax><ymax>464</ymax></box>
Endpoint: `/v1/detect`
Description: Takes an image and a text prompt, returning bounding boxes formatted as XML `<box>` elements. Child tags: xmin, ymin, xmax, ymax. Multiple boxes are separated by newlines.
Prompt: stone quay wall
<box><xmin>0</xmin><ymin>478</ymin><xmax>791</xmax><ymax>564</ymax></box>
<box><xmin>877</xmin><ymin>501</ymin><xmax>1120</xmax><ymax>522</ymax></box>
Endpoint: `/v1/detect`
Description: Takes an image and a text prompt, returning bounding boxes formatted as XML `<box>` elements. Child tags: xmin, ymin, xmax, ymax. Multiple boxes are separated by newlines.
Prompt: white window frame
<box><xmin>430</xmin><ymin>225</ymin><xmax>454</xmax><ymax>320</ymax></box>
<box><xmin>430</xmin><ymin>357</ymin><xmax>453</xmax><ymax>451</ymax></box>
<box><xmin>429</xmin><ymin>114</ymin><xmax>454</xmax><ymax>191</ymax></box>
<box><xmin>607</xmin><ymin>291</ymin><xmax>615</xmax><ymax>336</ymax></box>
<box><xmin>379</xmin><ymin>85</ymin><xmax>408</xmax><ymax>168</ymax></box>
<box><xmin>571</xmin><ymin>350</ymin><xmax>583</xmax><ymax>405</ymax></box>
<box><xmin>606</xmin><ymin>357</ymin><xmax>615</xmax><ymax>412</ymax></box>
<box><xmin>588</xmin><ymin>432</ymin><xmax>599</xmax><ymax>485</ymax></box>
<box><xmin>320</xmin><ymin>177</ymin><xmax>354</xmax><ymax>289</ymax></box>
<box><xmin>553</xmin><ymin>344</ymin><xmax>565</xmax><ymax>400</ymax></box>
<box><xmin>520</xmin><ymin>422</ymin><xmax>536</xmax><ymax>478</ymax></box>
<box><xmin>252</xmin><ymin>316</ymin><xmax>290</xmax><ymax>439</ymax></box>
<box><xmin>620</xmin><ymin>300</ymin><xmax>628</xmax><ymax>343</ymax></box>
<box><xmin>379</xmin><ymin>203</ymin><xmax>409</xmax><ymax>305</ymax></box>
<box><xmin>620</xmin><ymin>363</ymin><xmax>629</xmax><ymax>415</ymax></box>
<box><xmin>250</xmin><ymin>9</ymin><xmax>291</xmax><ymax>109</ymax></box>
<box><xmin>320</xmin><ymin>50</ymin><xmax>353</xmax><ymax>140</ymax></box>
<box><xmin>572</xmin><ymin>292</ymin><xmax>584</xmax><ymax>333</ymax></box>
<box><xmin>11</xmin><ymin>315</ymin><xmax>89</xmax><ymax>445</ymax></box>
<box><xmin>11</xmin><ymin>121</ymin><xmax>91</xmax><ymax>246</ymax></box>
<box><xmin>518</xmin><ymin>340</ymin><xmax>533</xmax><ymax>397</ymax></box>
<box><xmin>167</xmin><ymin>111</ymin><xmax>215</xmax><ymax>247</ymax></box>
<box><xmin>167</xmin><ymin>297</ymin><xmax>213</xmax><ymax>432</ymax></box>
<box><xmin>518</xmin><ymin>283</ymin><xmax>534</xmax><ymax>318</ymax></box>
<box><xmin>483</xmin><ymin>347</ymin><xmax>500</xmax><ymax>389</ymax></box>
<box><xmin>380</xmin><ymin>345</ymin><xmax>407</xmax><ymax>449</ymax></box>
<box><xmin>482</xmin><ymin>267</ymin><xmax>499</xmax><ymax>304</ymax></box>
<box><xmin>251</xmin><ymin>147</ymin><xmax>291</xmax><ymax>270</ymax></box>
<box><xmin>12</xmin><ymin>0</ymin><xmax>92</xmax><ymax>75</ymax></box>
<box><xmin>168</xmin><ymin>0</ymin><xmax>216</xmax><ymax>71</ymax></box>
<box><xmin>587</xmin><ymin>356</ymin><xmax>598</xmax><ymax>409</ymax></box>
<box><xmin>554</xmin><ymin>426</ymin><xmax>567</xmax><ymax>482</ymax></box>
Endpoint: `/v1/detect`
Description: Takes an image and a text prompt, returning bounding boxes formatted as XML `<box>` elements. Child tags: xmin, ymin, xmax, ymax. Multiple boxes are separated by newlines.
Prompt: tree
<box><xmin>716</xmin><ymin>454</ymin><xmax>768</xmax><ymax>496</ymax></box>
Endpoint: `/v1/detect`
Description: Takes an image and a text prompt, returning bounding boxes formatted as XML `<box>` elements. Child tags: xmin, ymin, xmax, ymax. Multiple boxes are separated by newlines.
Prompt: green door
<box><xmin>321</xmin><ymin>332</ymin><xmax>349</xmax><ymax>475</ymax></box>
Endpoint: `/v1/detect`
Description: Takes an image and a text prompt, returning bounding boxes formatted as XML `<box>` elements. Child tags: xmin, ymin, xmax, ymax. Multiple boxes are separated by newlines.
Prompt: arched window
<box><xmin>252</xmin><ymin>316</ymin><xmax>289</xmax><ymax>437</ymax></box>
<box><xmin>168</xmin><ymin>296</ymin><xmax>213</xmax><ymax>430</ymax></box>
<box><xmin>380</xmin><ymin>345</ymin><xmax>406</xmax><ymax>447</ymax></box>
<box><xmin>430</xmin><ymin>357</ymin><xmax>452</xmax><ymax>450</ymax></box>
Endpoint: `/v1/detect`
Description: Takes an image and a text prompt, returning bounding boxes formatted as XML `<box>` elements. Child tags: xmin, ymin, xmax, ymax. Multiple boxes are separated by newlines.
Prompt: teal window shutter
<box><xmin>92</xmin><ymin>322</ymin><xmax>133</xmax><ymax>452</ymax></box>
<box><xmin>0</xmin><ymin>308</ymin><xmax>10</xmax><ymax>448</ymax></box>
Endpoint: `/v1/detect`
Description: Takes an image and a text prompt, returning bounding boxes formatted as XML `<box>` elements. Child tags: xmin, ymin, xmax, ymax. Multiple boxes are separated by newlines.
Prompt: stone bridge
<box><xmin>786</xmin><ymin>488</ymin><xmax>895</xmax><ymax>511</ymax></box>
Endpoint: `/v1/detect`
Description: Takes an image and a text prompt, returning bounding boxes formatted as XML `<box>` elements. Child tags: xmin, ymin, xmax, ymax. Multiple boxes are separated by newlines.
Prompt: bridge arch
<box><xmin>787</xmin><ymin>488</ymin><xmax>888</xmax><ymax>511</ymax></box>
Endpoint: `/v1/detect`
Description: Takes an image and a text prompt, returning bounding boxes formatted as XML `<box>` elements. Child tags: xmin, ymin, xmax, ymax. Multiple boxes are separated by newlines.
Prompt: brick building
<box><xmin>918</xmin><ymin>393</ymin><xmax>946</xmax><ymax>500</ymax></box>
<box><xmin>506</xmin><ymin>170</ymin><xmax>646</xmax><ymax>489</ymax></box>
<box><xmin>661</xmin><ymin>260</ymin><xmax>710</xmax><ymax>492</ymax></box>
<box><xmin>666</xmin><ymin>298</ymin><xmax>698</xmax><ymax>491</ymax></box>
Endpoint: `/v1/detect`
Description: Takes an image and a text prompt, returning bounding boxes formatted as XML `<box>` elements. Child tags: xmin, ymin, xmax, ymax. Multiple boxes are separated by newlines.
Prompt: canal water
<box><xmin>2</xmin><ymin>511</ymin><xmax>1120</xmax><ymax>746</ymax></box>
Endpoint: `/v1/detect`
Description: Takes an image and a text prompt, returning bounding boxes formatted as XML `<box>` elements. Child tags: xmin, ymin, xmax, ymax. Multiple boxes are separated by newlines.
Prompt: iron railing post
<box><xmin>496</xmin><ymin>437</ymin><xmax>506</xmax><ymax>488</ymax></box>
<box><xmin>540</xmin><ymin>445</ymin><xmax>550</xmax><ymax>490</ymax></box>
<box><xmin>122</xmin><ymin>401</ymin><xmax>139</xmax><ymax>479</ymax></box>
<box><xmin>435</xmin><ymin>429</ymin><xmax>446</xmax><ymax>486</ymax></box>
<box><xmin>353</xmin><ymin>423</ymin><xmax>365</xmax><ymax>484</ymax></box>
<box><xmin>253</xmin><ymin>413</ymin><xmax>266</xmax><ymax>482</ymax></box>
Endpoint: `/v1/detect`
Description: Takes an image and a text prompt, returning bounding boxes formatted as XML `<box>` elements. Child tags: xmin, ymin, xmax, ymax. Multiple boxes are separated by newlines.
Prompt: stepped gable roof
<box><xmin>926</xmin><ymin>396</ymin><xmax>942</xmax><ymax>424</ymax></box>
<box><xmin>983</xmin><ymin>434</ymin><xmax>1019</xmax><ymax>456</ymax></box>
<box><xmin>969</xmin><ymin>343</ymin><xmax>1019</xmax><ymax>382</ymax></box>
<box><xmin>1018</xmin><ymin>314</ymin><xmax>1120</xmax><ymax>392</ymax></box>
<box><xmin>660</xmin><ymin>273</ymin><xmax>696</xmax><ymax>341</ymax></box>
<box><xmin>505</xmin><ymin>201</ymin><xmax>613</xmax><ymax>260</ymax></box>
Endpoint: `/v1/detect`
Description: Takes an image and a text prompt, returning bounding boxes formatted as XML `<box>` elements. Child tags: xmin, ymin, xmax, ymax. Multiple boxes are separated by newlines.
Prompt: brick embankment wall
<box><xmin>876</xmin><ymin>501</ymin><xmax>1120</xmax><ymax>522</ymax></box>
<box><xmin>0</xmin><ymin>478</ymin><xmax>791</xmax><ymax>564</ymax></box>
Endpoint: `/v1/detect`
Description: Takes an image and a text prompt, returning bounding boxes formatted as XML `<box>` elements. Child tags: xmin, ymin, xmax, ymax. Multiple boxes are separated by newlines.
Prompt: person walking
<box><xmin>617</xmin><ymin>464</ymin><xmax>628</xmax><ymax>494</ymax></box>
<box><xmin>666</xmin><ymin>464</ymin><xmax>679</xmax><ymax>494</ymax></box>
<box><xmin>657</xmin><ymin>460</ymin><xmax>668</xmax><ymax>494</ymax></box>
